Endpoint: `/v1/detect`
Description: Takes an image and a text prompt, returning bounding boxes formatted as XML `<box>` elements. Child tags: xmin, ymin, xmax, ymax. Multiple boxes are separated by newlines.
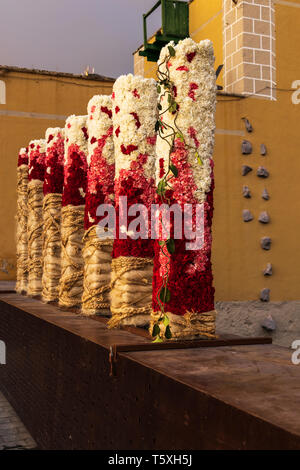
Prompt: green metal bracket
<box><xmin>139</xmin><ymin>0</ymin><xmax>189</xmax><ymax>62</ymax></box>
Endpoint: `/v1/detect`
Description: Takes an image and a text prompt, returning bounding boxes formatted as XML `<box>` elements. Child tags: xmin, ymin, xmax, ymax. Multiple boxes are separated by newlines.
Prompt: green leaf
<box><xmin>152</xmin><ymin>323</ymin><xmax>160</xmax><ymax>337</ymax></box>
<box><xmin>168</xmin><ymin>45</ymin><xmax>176</xmax><ymax>57</ymax></box>
<box><xmin>166</xmin><ymin>238</ymin><xmax>175</xmax><ymax>254</ymax></box>
<box><xmin>175</xmin><ymin>132</ymin><xmax>184</xmax><ymax>142</ymax></box>
<box><xmin>195</xmin><ymin>151</ymin><xmax>203</xmax><ymax>166</ymax></box>
<box><xmin>165</xmin><ymin>325</ymin><xmax>172</xmax><ymax>339</ymax></box>
<box><xmin>156</xmin><ymin>179</ymin><xmax>167</xmax><ymax>196</ymax></box>
<box><xmin>158</xmin><ymin>240</ymin><xmax>165</xmax><ymax>246</ymax></box>
<box><xmin>155</xmin><ymin>121</ymin><xmax>160</xmax><ymax>132</ymax></box>
<box><xmin>163</xmin><ymin>315</ymin><xmax>170</xmax><ymax>327</ymax></box>
<box><xmin>168</xmin><ymin>94</ymin><xmax>171</xmax><ymax>103</ymax></box>
<box><xmin>169</xmin><ymin>164</ymin><xmax>178</xmax><ymax>177</ymax></box>
<box><xmin>157</xmin><ymin>85</ymin><xmax>161</xmax><ymax>94</ymax></box>
<box><xmin>160</xmin><ymin>286</ymin><xmax>171</xmax><ymax>304</ymax></box>
<box><xmin>153</xmin><ymin>336</ymin><xmax>163</xmax><ymax>343</ymax></box>
<box><xmin>157</xmin><ymin>103</ymin><xmax>162</xmax><ymax>111</ymax></box>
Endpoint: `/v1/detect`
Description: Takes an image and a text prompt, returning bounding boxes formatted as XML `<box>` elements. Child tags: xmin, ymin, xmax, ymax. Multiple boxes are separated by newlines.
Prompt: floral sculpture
<box><xmin>109</xmin><ymin>74</ymin><xmax>158</xmax><ymax>327</ymax></box>
<box><xmin>59</xmin><ymin>115</ymin><xmax>88</xmax><ymax>308</ymax></box>
<box><xmin>16</xmin><ymin>147</ymin><xmax>29</xmax><ymax>294</ymax></box>
<box><xmin>151</xmin><ymin>39</ymin><xmax>217</xmax><ymax>341</ymax></box>
<box><xmin>27</xmin><ymin>139</ymin><xmax>46</xmax><ymax>297</ymax></box>
<box><xmin>82</xmin><ymin>95</ymin><xmax>115</xmax><ymax>315</ymax></box>
<box><xmin>42</xmin><ymin>128</ymin><xmax>65</xmax><ymax>302</ymax></box>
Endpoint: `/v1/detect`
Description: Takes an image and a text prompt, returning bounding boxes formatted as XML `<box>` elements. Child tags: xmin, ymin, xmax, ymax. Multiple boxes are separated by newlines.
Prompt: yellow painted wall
<box><xmin>0</xmin><ymin>69</ymin><xmax>113</xmax><ymax>280</ymax></box>
<box><xmin>189</xmin><ymin>0</ymin><xmax>224</xmax><ymax>86</ymax></box>
<box><xmin>134</xmin><ymin>0</ymin><xmax>300</xmax><ymax>301</ymax></box>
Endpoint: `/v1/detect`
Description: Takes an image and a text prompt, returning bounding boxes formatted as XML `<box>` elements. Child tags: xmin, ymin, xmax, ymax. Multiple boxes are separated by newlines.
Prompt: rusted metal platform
<box><xmin>0</xmin><ymin>292</ymin><xmax>299</xmax><ymax>450</ymax></box>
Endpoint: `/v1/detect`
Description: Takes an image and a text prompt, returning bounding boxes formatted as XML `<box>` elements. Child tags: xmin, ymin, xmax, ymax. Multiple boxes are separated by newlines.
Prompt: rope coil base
<box><xmin>108</xmin><ymin>256</ymin><xmax>153</xmax><ymax>328</ymax></box>
<box><xmin>16</xmin><ymin>165</ymin><xmax>28</xmax><ymax>294</ymax></box>
<box><xmin>150</xmin><ymin>310</ymin><xmax>217</xmax><ymax>341</ymax></box>
<box><xmin>59</xmin><ymin>204</ymin><xmax>85</xmax><ymax>309</ymax></box>
<box><xmin>42</xmin><ymin>193</ymin><xmax>62</xmax><ymax>303</ymax></box>
<box><xmin>27</xmin><ymin>180</ymin><xmax>44</xmax><ymax>297</ymax></box>
<box><xmin>82</xmin><ymin>225</ymin><xmax>113</xmax><ymax>316</ymax></box>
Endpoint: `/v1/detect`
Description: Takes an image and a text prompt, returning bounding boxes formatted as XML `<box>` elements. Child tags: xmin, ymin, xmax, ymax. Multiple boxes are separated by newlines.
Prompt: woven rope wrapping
<box><xmin>59</xmin><ymin>204</ymin><xmax>85</xmax><ymax>308</ymax></box>
<box><xmin>82</xmin><ymin>226</ymin><xmax>113</xmax><ymax>315</ymax></box>
<box><xmin>27</xmin><ymin>180</ymin><xmax>44</xmax><ymax>297</ymax></box>
<box><xmin>42</xmin><ymin>193</ymin><xmax>62</xmax><ymax>302</ymax></box>
<box><xmin>150</xmin><ymin>310</ymin><xmax>217</xmax><ymax>340</ymax></box>
<box><xmin>16</xmin><ymin>165</ymin><xmax>29</xmax><ymax>294</ymax></box>
<box><xmin>107</xmin><ymin>256</ymin><xmax>154</xmax><ymax>328</ymax></box>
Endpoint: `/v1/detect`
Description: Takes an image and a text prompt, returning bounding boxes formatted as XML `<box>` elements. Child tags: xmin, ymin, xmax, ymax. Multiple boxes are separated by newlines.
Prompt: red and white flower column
<box><xmin>42</xmin><ymin>128</ymin><xmax>65</xmax><ymax>302</ymax></box>
<box><xmin>108</xmin><ymin>74</ymin><xmax>158</xmax><ymax>328</ymax></box>
<box><xmin>59</xmin><ymin>115</ymin><xmax>88</xmax><ymax>308</ymax></box>
<box><xmin>27</xmin><ymin>139</ymin><xmax>46</xmax><ymax>297</ymax></box>
<box><xmin>151</xmin><ymin>39</ymin><xmax>217</xmax><ymax>340</ymax></box>
<box><xmin>82</xmin><ymin>95</ymin><xmax>115</xmax><ymax>315</ymax></box>
<box><xmin>16</xmin><ymin>147</ymin><xmax>29</xmax><ymax>294</ymax></box>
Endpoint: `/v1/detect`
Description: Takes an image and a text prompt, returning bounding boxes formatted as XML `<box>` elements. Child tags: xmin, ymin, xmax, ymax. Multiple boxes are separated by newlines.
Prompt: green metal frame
<box><xmin>139</xmin><ymin>0</ymin><xmax>189</xmax><ymax>62</ymax></box>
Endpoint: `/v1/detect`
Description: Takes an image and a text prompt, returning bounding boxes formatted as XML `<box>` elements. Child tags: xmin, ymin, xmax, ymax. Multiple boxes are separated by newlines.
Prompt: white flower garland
<box><xmin>156</xmin><ymin>38</ymin><xmax>216</xmax><ymax>203</ymax></box>
<box><xmin>87</xmin><ymin>95</ymin><xmax>114</xmax><ymax>167</ymax></box>
<box><xmin>82</xmin><ymin>95</ymin><xmax>115</xmax><ymax>315</ymax></box>
<box><xmin>109</xmin><ymin>74</ymin><xmax>158</xmax><ymax>328</ymax></box>
<box><xmin>113</xmin><ymin>73</ymin><xmax>158</xmax><ymax>180</ymax></box>
<box><xmin>64</xmin><ymin>115</ymin><xmax>88</xmax><ymax>159</ymax></box>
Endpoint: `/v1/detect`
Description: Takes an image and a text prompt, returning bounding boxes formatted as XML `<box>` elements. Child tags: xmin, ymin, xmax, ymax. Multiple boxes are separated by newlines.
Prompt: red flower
<box><xmin>115</xmin><ymin>106</ymin><xmax>120</xmax><ymax>114</ymax></box>
<box><xmin>115</xmin><ymin>126</ymin><xmax>120</xmax><ymax>137</ymax></box>
<box><xmin>67</xmin><ymin>123</ymin><xmax>71</xmax><ymax>128</ymax></box>
<box><xmin>90</xmin><ymin>136</ymin><xmax>97</xmax><ymax>145</ymax></box>
<box><xmin>146</xmin><ymin>135</ymin><xmax>156</xmax><ymax>146</ymax></box>
<box><xmin>101</xmin><ymin>106</ymin><xmax>112</xmax><ymax>119</ymax></box>
<box><xmin>130</xmin><ymin>112</ymin><xmax>141</xmax><ymax>129</ymax></box>
<box><xmin>43</xmin><ymin>134</ymin><xmax>64</xmax><ymax>196</ymax></box>
<box><xmin>82</xmin><ymin>127</ymin><xmax>88</xmax><ymax>140</ymax></box>
<box><xmin>188</xmin><ymin>127</ymin><xmax>199</xmax><ymax>148</ymax></box>
<box><xmin>120</xmin><ymin>144</ymin><xmax>138</xmax><ymax>155</ymax></box>
<box><xmin>47</xmin><ymin>134</ymin><xmax>54</xmax><ymax>144</ymax></box>
<box><xmin>91</xmin><ymin>105</ymin><xmax>96</xmax><ymax>113</ymax></box>
<box><xmin>132</xmin><ymin>88</ymin><xmax>140</xmax><ymax>98</ymax></box>
<box><xmin>159</xmin><ymin>158</ymin><xmax>165</xmax><ymax>178</ymax></box>
<box><xmin>173</xmin><ymin>85</ymin><xmax>177</xmax><ymax>97</ymax></box>
<box><xmin>188</xmin><ymin>82</ymin><xmax>199</xmax><ymax>101</ymax></box>
<box><xmin>18</xmin><ymin>150</ymin><xmax>28</xmax><ymax>167</ymax></box>
<box><xmin>112</xmin><ymin>92</ymin><xmax>115</xmax><ymax>100</ymax></box>
<box><xmin>176</xmin><ymin>66</ymin><xmax>189</xmax><ymax>71</ymax></box>
<box><xmin>186</xmin><ymin>51</ymin><xmax>196</xmax><ymax>63</ymax></box>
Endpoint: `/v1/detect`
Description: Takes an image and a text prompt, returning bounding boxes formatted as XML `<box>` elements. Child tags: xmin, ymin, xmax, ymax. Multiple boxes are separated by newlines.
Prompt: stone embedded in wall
<box><xmin>242</xmin><ymin>118</ymin><xmax>253</xmax><ymax>133</ymax></box>
<box><xmin>261</xmin><ymin>315</ymin><xmax>276</xmax><ymax>332</ymax></box>
<box><xmin>257</xmin><ymin>166</ymin><xmax>269</xmax><ymax>178</ymax></box>
<box><xmin>260</xmin><ymin>144</ymin><xmax>267</xmax><ymax>156</ymax></box>
<box><xmin>263</xmin><ymin>263</ymin><xmax>273</xmax><ymax>276</ymax></box>
<box><xmin>242</xmin><ymin>185</ymin><xmax>251</xmax><ymax>198</ymax></box>
<box><xmin>242</xmin><ymin>140</ymin><xmax>252</xmax><ymax>155</ymax></box>
<box><xmin>262</xmin><ymin>188</ymin><xmax>270</xmax><ymax>200</ymax></box>
<box><xmin>261</xmin><ymin>237</ymin><xmax>272</xmax><ymax>250</ymax></box>
<box><xmin>260</xmin><ymin>288</ymin><xmax>271</xmax><ymax>303</ymax></box>
<box><xmin>243</xmin><ymin>209</ymin><xmax>254</xmax><ymax>222</ymax></box>
<box><xmin>242</xmin><ymin>165</ymin><xmax>252</xmax><ymax>176</ymax></box>
<box><xmin>259</xmin><ymin>211</ymin><xmax>270</xmax><ymax>224</ymax></box>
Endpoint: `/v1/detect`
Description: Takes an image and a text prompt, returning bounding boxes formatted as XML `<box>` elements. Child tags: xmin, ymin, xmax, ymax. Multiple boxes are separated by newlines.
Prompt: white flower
<box><xmin>156</xmin><ymin>38</ymin><xmax>216</xmax><ymax>203</ymax></box>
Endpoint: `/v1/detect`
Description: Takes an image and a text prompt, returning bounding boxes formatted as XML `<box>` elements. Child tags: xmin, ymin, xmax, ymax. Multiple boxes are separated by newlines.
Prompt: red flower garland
<box><xmin>43</xmin><ymin>132</ymin><xmax>64</xmax><ymax>196</ymax></box>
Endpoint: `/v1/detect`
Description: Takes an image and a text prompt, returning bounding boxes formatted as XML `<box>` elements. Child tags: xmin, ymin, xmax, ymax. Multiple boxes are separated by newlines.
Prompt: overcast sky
<box><xmin>1</xmin><ymin>0</ymin><xmax>163</xmax><ymax>78</ymax></box>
